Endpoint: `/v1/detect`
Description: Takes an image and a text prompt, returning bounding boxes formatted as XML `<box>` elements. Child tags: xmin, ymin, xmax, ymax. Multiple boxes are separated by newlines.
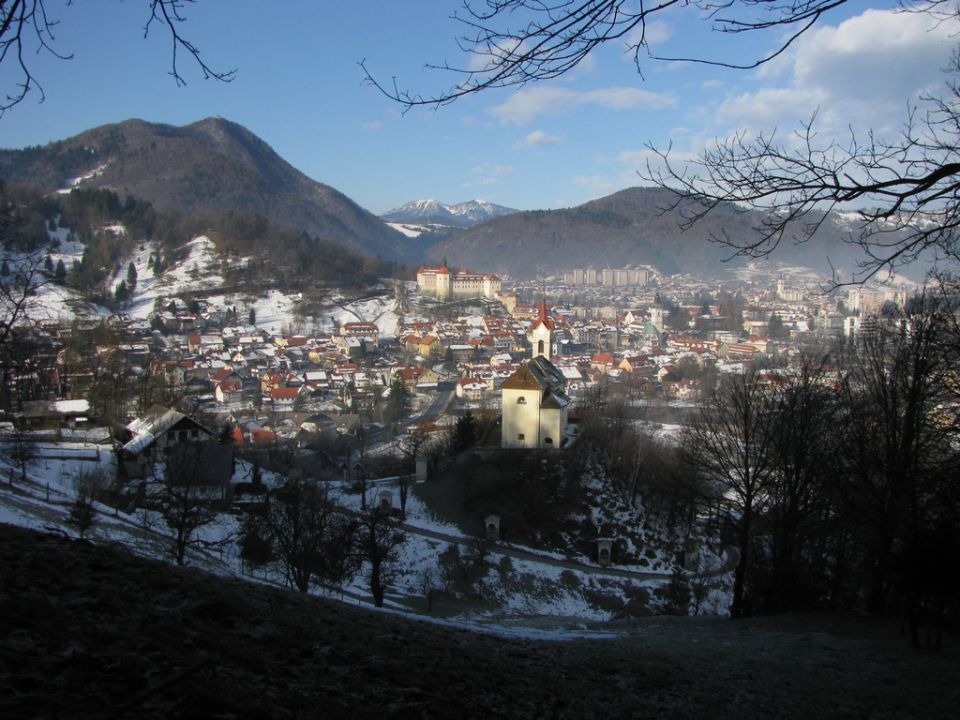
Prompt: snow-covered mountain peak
<box><xmin>381</xmin><ymin>198</ymin><xmax>518</xmax><ymax>228</ymax></box>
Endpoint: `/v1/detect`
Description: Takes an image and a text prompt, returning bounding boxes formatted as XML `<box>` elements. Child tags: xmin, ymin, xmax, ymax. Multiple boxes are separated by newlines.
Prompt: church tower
<box><xmin>501</xmin><ymin>296</ymin><xmax>569</xmax><ymax>449</ymax></box>
<box><xmin>528</xmin><ymin>297</ymin><xmax>554</xmax><ymax>361</ymax></box>
<box><xmin>649</xmin><ymin>295</ymin><xmax>664</xmax><ymax>333</ymax></box>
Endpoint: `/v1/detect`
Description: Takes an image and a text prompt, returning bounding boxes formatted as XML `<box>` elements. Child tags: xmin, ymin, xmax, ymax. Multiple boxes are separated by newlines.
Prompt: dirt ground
<box><xmin>1</xmin><ymin>522</ymin><xmax>957</xmax><ymax>719</ymax></box>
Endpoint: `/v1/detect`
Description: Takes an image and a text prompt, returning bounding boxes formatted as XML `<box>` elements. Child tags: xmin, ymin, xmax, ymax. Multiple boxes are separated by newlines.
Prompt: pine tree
<box><xmin>450</xmin><ymin>411</ymin><xmax>479</xmax><ymax>455</ymax></box>
<box><xmin>54</xmin><ymin>259</ymin><xmax>66</xmax><ymax>285</ymax></box>
<box><xmin>126</xmin><ymin>261</ymin><xmax>138</xmax><ymax>289</ymax></box>
<box><xmin>384</xmin><ymin>376</ymin><xmax>411</xmax><ymax>428</ymax></box>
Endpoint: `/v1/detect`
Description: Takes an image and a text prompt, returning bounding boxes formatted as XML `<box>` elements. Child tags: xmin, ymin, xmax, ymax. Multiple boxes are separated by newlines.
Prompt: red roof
<box><xmin>530</xmin><ymin>296</ymin><xmax>555</xmax><ymax>331</ymax></box>
<box><xmin>270</xmin><ymin>387</ymin><xmax>300</xmax><ymax>400</ymax></box>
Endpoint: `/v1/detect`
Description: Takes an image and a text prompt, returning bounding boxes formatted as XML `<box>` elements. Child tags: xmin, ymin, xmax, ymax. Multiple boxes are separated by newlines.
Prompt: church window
<box><xmin>517</xmin><ymin>433</ymin><xmax>525</xmax><ymax>441</ymax></box>
<box><xmin>544</xmin><ymin>437</ymin><xmax>553</xmax><ymax>445</ymax></box>
<box><xmin>537</xmin><ymin>340</ymin><xmax>545</xmax><ymax>355</ymax></box>
<box><xmin>516</xmin><ymin>397</ymin><xmax>526</xmax><ymax>404</ymax></box>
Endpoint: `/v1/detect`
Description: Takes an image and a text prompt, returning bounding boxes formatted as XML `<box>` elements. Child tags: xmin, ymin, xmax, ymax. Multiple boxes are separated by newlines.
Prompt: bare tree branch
<box><xmin>642</xmin><ymin>58</ymin><xmax>960</xmax><ymax>286</ymax></box>
<box><xmin>0</xmin><ymin>0</ymin><xmax>234</xmax><ymax>118</ymax></box>
<box><xmin>361</xmin><ymin>0</ymin><xmax>864</xmax><ymax>109</ymax></box>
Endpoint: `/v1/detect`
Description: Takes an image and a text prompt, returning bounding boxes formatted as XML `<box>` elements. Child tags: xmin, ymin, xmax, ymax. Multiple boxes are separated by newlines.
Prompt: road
<box><xmin>397</xmin><ymin>516</ymin><xmax>735</xmax><ymax>582</ymax></box>
<box><xmin>413</xmin><ymin>381</ymin><xmax>456</xmax><ymax>425</ymax></box>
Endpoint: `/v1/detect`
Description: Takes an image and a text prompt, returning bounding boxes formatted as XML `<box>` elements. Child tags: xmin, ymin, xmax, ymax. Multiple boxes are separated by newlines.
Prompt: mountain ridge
<box><xmin>382</xmin><ymin>198</ymin><xmax>518</xmax><ymax>228</ymax></box>
<box><xmin>426</xmin><ymin>187</ymin><xmax>881</xmax><ymax>280</ymax></box>
<box><xmin>0</xmin><ymin>117</ymin><xmax>417</xmax><ymax>262</ymax></box>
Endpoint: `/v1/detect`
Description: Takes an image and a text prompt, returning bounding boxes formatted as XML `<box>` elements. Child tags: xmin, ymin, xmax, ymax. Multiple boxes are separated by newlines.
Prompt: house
<box><xmin>14</xmin><ymin>399</ymin><xmax>92</xmax><ymax>431</ymax></box>
<box><xmin>340</xmin><ymin>322</ymin><xmax>380</xmax><ymax>346</ymax></box>
<box><xmin>120</xmin><ymin>405</ymin><xmax>218</xmax><ymax>479</ymax></box>
<box><xmin>417</xmin><ymin>335</ymin><xmax>443</xmax><ymax>357</ymax></box>
<box><xmin>270</xmin><ymin>386</ymin><xmax>302</xmax><ymax>411</ymax></box>
<box><xmin>501</xmin><ymin>298</ymin><xmax>570</xmax><ymax>449</ymax></box>
<box><xmin>393</xmin><ymin>366</ymin><xmax>440</xmax><ymax>392</ymax></box>
<box><xmin>214</xmin><ymin>378</ymin><xmax>244</xmax><ymax>404</ymax></box>
<box><xmin>456</xmin><ymin>377</ymin><xmax>487</xmax><ymax>401</ymax></box>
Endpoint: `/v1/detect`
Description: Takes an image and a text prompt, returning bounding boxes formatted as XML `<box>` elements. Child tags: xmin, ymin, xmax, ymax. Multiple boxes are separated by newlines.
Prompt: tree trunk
<box><xmin>730</xmin><ymin>504</ymin><xmax>752</xmax><ymax>618</ymax></box>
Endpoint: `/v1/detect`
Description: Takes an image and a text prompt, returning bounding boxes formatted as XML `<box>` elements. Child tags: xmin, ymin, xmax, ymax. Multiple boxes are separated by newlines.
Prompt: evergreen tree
<box><xmin>115</xmin><ymin>280</ymin><xmax>128</xmax><ymax>302</ymax></box>
<box><xmin>54</xmin><ymin>259</ymin><xmax>66</xmax><ymax>285</ymax></box>
<box><xmin>126</xmin><ymin>261</ymin><xmax>138</xmax><ymax>289</ymax></box>
<box><xmin>43</xmin><ymin>254</ymin><xmax>53</xmax><ymax>273</ymax></box>
<box><xmin>248</xmin><ymin>307</ymin><xmax>256</xmax><ymax>325</ymax></box>
<box><xmin>384</xmin><ymin>376</ymin><xmax>411</xmax><ymax>428</ymax></box>
<box><xmin>450</xmin><ymin>411</ymin><xmax>479</xmax><ymax>455</ymax></box>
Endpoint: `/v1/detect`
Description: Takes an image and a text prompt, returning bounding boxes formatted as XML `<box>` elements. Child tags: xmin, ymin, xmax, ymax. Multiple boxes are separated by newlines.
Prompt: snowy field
<box><xmin>0</xmin><ymin>436</ymin><xmax>733</xmax><ymax>636</ymax></box>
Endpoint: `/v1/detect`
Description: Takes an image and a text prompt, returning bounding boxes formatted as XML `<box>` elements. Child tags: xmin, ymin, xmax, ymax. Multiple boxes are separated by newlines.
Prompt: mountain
<box><xmin>425</xmin><ymin>187</ymin><xmax>876</xmax><ymax>279</ymax></box>
<box><xmin>382</xmin><ymin>198</ymin><xmax>518</xmax><ymax>228</ymax></box>
<box><xmin>0</xmin><ymin>118</ymin><xmax>415</xmax><ymax>261</ymax></box>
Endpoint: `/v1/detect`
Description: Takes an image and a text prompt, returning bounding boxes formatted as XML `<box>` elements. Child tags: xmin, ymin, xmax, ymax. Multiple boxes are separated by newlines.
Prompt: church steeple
<box><xmin>529</xmin><ymin>295</ymin><xmax>554</xmax><ymax>361</ymax></box>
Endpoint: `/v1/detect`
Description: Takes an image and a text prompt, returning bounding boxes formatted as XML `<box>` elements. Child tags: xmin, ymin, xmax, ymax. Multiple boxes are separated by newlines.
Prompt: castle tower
<box><xmin>436</xmin><ymin>263</ymin><xmax>450</xmax><ymax>300</ymax></box>
<box><xmin>528</xmin><ymin>297</ymin><xmax>554</xmax><ymax>361</ymax></box>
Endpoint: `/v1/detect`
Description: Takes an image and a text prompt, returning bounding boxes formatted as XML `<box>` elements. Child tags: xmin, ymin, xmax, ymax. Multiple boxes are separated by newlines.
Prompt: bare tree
<box><xmin>0</xmin><ymin>185</ymin><xmax>50</xmax><ymax>377</ymax></box>
<box><xmin>1</xmin><ymin>423</ymin><xmax>35</xmax><ymax>483</ymax></box>
<box><xmin>252</xmin><ymin>479</ymin><xmax>359</xmax><ymax>593</ymax></box>
<box><xmin>67</xmin><ymin>470</ymin><xmax>105</xmax><ymax>539</ymax></box>
<box><xmin>417</xmin><ymin>563</ymin><xmax>447</xmax><ymax>614</ymax></box>
<box><xmin>834</xmin><ymin>296</ymin><xmax>959</xmax><ymax>639</ymax></box>
<box><xmin>679</xmin><ymin>370</ymin><xmax>776</xmax><ymax>617</ymax></box>
<box><xmin>760</xmin><ymin>354</ymin><xmax>839</xmax><ymax>613</ymax></box>
<box><xmin>153</xmin><ymin>442</ymin><xmax>224</xmax><ymax>566</ymax></box>
<box><xmin>356</xmin><ymin>505</ymin><xmax>405</xmax><ymax>608</ymax></box>
<box><xmin>0</xmin><ymin>0</ymin><xmax>235</xmax><ymax>117</ymax></box>
<box><xmin>645</xmin><ymin>69</ymin><xmax>960</xmax><ymax>284</ymax></box>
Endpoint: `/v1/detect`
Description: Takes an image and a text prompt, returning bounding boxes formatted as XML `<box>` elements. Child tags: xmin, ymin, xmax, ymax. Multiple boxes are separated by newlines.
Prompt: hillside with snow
<box><xmin>26</xmin><ymin>219</ymin><xmax>407</xmax><ymax>339</ymax></box>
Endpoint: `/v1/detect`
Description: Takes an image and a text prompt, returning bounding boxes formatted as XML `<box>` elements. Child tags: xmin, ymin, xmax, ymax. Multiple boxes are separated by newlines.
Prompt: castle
<box><xmin>416</xmin><ymin>262</ymin><xmax>502</xmax><ymax>301</ymax></box>
<box><xmin>500</xmin><ymin>298</ymin><xmax>569</xmax><ymax>449</ymax></box>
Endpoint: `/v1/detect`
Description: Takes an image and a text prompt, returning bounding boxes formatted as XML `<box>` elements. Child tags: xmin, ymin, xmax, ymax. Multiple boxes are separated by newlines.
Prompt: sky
<box><xmin>0</xmin><ymin>1</ymin><xmax>957</xmax><ymax>215</ymax></box>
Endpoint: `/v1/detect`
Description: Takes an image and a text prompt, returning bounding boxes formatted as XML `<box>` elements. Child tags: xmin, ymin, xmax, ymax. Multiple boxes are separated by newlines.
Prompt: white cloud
<box><xmin>513</xmin><ymin>129</ymin><xmax>562</xmax><ymax>148</ymax></box>
<box><xmin>467</xmin><ymin>162</ymin><xmax>514</xmax><ymax>186</ymax></box>
<box><xmin>573</xmin><ymin>174</ymin><xmax>623</xmax><ymax>197</ymax></box>
<box><xmin>714</xmin><ymin>8</ymin><xmax>958</xmax><ymax>138</ymax></box>
<box><xmin>625</xmin><ymin>19</ymin><xmax>672</xmax><ymax>51</ymax></box>
<box><xmin>467</xmin><ymin>38</ymin><xmax>525</xmax><ymax>72</ymax></box>
<box><xmin>471</xmin><ymin>163</ymin><xmax>513</xmax><ymax>177</ymax></box>
<box><xmin>361</xmin><ymin>120</ymin><xmax>383</xmax><ymax>131</ymax></box>
<box><xmin>490</xmin><ymin>85</ymin><xmax>676</xmax><ymax>125</ymax></box>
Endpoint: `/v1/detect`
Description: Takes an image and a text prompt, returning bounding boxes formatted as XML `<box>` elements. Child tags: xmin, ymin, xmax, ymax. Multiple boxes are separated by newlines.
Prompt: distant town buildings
<box><xmin>416</xmin><ymin>262</ymin><xmax>502</xmax><ymax>300</ymax></box>
<box><xmin>561</xmin><ymin>266</ymin><xmax>656</xmax><ymax>287</ymax></box>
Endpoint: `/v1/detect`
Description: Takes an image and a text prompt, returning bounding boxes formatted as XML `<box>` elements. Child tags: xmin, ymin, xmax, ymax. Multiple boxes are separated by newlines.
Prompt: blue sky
<box><xmin>1</xmin><ymin>1</ymin><xmax>956</xmax><ymax>215</ymax></box>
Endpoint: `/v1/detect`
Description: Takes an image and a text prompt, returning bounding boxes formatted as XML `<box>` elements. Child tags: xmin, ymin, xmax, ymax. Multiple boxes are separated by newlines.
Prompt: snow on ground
<box><xmin>107</xmin><ymin>240</ymin><xmax>161</xmax><ymax>320</ymax></box>
<box><xmin>0</xmin><ymin>437</ymin><xmax>732</xmax><ymax>635</ymax></box>
<box><xmin>248</xmin><ymin>289</ymin><xmax>300</xmax><ymax>335</ymax></box>
<box><xmin>324</xmin><ymin>293</ymin><xmax>400</xmax><ymax>339</ymax></box>
<box><xmin>386</xmin><ymin>222</ymin><xmax>427</xmax><ymax>238</ymax></box>
<box><xmin>154</xmin><ymin>235</ymin><xmax>224</xmax><ymax>296</ymax></box>
<box><xmin>56</xmin><ymin>163</ymin><xmax>109</xmax><ymax>194</ymax></box>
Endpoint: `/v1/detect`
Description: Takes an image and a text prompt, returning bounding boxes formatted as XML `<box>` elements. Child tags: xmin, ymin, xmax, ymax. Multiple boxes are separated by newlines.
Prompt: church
<box><xmin>500</xmin><ymin>298</ymin><xmax>570</xmax><ymax>449</ymax></box>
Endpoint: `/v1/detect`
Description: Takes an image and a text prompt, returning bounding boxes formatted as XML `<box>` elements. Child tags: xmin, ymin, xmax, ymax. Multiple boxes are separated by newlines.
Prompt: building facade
<box><xmin>500</xmin><ymin>299</ymin><xmax>569</xmax><ymax>449</ymax></box>
<box><xmin>416</xmin><ymin>263</ymin><xmax>502</xmax><ymax>300</ymax></box>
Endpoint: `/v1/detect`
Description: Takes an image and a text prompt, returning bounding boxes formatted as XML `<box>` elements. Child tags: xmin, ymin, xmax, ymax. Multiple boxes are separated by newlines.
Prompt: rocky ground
<box><xmin>1</xmin><ymin>523</ymin><xmax>957</xmax><ymax>720</ymax></box>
